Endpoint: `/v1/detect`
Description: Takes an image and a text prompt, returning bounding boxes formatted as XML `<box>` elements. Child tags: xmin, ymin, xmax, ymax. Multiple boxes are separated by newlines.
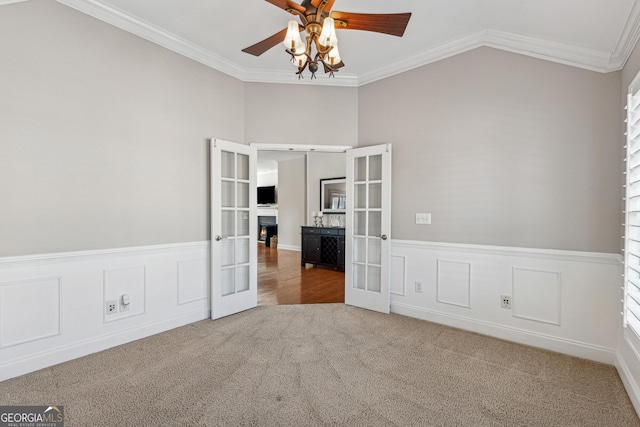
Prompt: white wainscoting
<box><xmin>390</xmin><ymin>240</ymin><xmax>622</xmax><ymax>364</ymax></box>
<box><xmin>0</xmin><ymin>242</ymin><xmax>210</xmax><ymax>381</ymax></box>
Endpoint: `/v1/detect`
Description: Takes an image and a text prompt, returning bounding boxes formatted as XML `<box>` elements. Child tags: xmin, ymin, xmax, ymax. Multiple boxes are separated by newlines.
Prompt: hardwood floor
<box><xmin>258</xmin><ymin>243</ymin><xmax>345</xmax><ymax>305</ymax></box>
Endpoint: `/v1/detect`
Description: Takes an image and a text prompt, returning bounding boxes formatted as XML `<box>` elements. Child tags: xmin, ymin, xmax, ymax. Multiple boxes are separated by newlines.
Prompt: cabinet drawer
<box><xmin>301</xmin><ymin>226</ymin><xmax>344</xmax><ymax>236</ymax></box>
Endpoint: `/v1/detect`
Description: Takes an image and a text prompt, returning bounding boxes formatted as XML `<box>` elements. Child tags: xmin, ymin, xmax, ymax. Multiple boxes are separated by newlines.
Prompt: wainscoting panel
<box><xmin>0</xmin><ymin>277</ymin><xmax>61</xmax><ymax>348</ymax></box>
<box><xmin>177</xmin><ymin>258</ymin><xmax>207</xmax><ymax>305</ymax></box>
<box><xmin>390</xmin><ymin>255</ymin><xmax>407</xmax><ymax>296</ymax></box>
<box><xmin>0</xmin><ymin>242</ymin><xmax>210</xmax><ymax>381</ymax></box>
<box><xmin>390</xmin><ymin>240</ymin><xmax>621</xmax><ymax>364</ymax></box>
<box><xmin>103</xmin><ymin>266</ymin><xmax>146</xmax><ymax>322</ymax></box>
<box><xmin>436</xmin><ymin>259</ymin><xmax>471</xmax><ymax>308</ymax></box>
<box><xmin>512</xmin><ymin>267</ymin><xmax>560</xmax><ymax>325</ymax></box>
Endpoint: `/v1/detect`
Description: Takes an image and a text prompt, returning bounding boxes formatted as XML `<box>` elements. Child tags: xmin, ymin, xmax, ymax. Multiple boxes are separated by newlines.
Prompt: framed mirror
<box><xmin>320</xmin><ymin>177</ymin><xmax>346</xmax><ymax>214</ymax></box>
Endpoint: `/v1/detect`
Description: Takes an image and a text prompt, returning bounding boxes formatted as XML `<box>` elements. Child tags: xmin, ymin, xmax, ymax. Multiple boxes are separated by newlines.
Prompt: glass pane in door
<box><xmin>237</xmin><ymin>182</ymin><xmax>249</xmax><ymax>208</ymax></box>
<box><xmin>237</xmin><ymin>153</ymin><xmax>249</xmax><ymax>180</ymax></box>
<box><xmin>368</xmin><ymin>183</ymin><xmax>381</xmax><ymax>209</ymax></box>
<box><xmin>354</xmin><ymin>211</ymin><xmax>366</xmax><ymax>236</ymax></box>
<box><xmin>355</xmin><ymin>157</ymin><xmax>367</xmax><ymax>182</ymax></box>
<box><xmin>221</xmin><ymin>151</ymin><xmax>235</xmax><ymax>179</ymax></box>
<box><xmin>368</xmin><ymin>239</ymin><xmax>381</xmax><ymax>265</ymax></box>
<box><xmin>236</xmin><ymin>265</ymin><xmax>250</xmax><ymax>293</ymax></box>
<box><xmin>236</xmin><ymin>238</ymin><xmax>250</xmax><ymax>264</ymax></box>
<box><xmin>222</xmin><ymin>211</ymin><xmax>235</xmax><ymax>237</ymax></box>
<box><xmin>369</xmin><ymin>155</ymin><xmax>382</xmax><ymax>180</ymax></box>
<box><xmin>367</xmin><ymin>266</ymin><xmax>381</xmax><ymax>293</ymax></box>
<box><xmin>222</xmin><ymin>181</ymin><xmax>235</xmax><ymax>208</ymax></box>
<box><xmin>354</xmin><ymin>184</ymin><xmax>366</xmax><ymax>209</ymax></box>
<box><xmin>353</xmin><ymin>237</ymin><xmax>366</xmax><ymax>263</ymax></box>
<box><xmin>353</xmin><ymin>264</ymin><xmax>366</xmax><ymax>290</ymax></box>
<box><xmin>221</xmin><ymin>268</ymin><xmax>235</xmax><ymax>296</ymax></box>
<box><xmin>221</xmin><ymin>240</ymin><xmax>235</xmax><ymax>267</ymax></box>
<box><xmin>237</xmin><ymin>210</ymin><xmax>249</xmax><ymax>236</ymax></box>
<box><xmin>368</xmin><ymin>211</ymin><xmax>381</xmax><ymax>237</ymax></box>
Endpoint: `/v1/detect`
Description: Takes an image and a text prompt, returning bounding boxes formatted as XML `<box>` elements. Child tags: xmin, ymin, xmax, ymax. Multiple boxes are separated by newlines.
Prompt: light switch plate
<box><xmin>416</xmin><ymin>213</ymin><xmax>431</xmax><ymax>225</ymax></box>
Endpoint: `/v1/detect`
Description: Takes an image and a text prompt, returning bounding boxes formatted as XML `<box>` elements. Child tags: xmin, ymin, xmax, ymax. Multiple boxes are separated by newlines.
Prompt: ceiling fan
<box><xmin>242</xmin><ymin>0</ymin><xmax>412</xmax><ymax>79</ymax></box>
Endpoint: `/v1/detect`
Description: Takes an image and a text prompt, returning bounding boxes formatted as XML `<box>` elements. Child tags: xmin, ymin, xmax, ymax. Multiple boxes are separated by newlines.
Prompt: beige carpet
<box><xmin>1</xmin><ymin>304</ymin><xmax>638</xmax><ymax>426</ymax></box>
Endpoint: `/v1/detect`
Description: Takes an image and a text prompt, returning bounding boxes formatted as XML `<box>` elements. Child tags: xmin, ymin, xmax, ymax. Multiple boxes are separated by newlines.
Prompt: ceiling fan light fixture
<box><xmin>283</xmin><ymin>20</ymin><xmax>305</xmax><ymax>53</ymax></box>
<box><xmin>242</xmin><ymin>0</ymin><xmax>411</xmax><ymax>80</ymax></box>
<box><xmin>319</xmin><ymin>17</ymin><xmax>338</xmax><ymax>47</ymax></box>
<box><xmin>291</xmin><ymin>53</ymin><xmax>308</xmax><ymax>67</ymax></box>
<box><xmin>325</xmin><ymin>44</ymin><xmax>341</xmax><ymax>65</ymax></box>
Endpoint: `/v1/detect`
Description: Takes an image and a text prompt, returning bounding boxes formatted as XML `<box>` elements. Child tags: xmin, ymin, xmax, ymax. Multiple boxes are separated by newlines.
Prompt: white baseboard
<box><xmin>276</xmin><ymin>244</ymin><xmax>301</xmax><ymax>252</ymax></box>
<box><xmin>617</xmin><ymin>352</ymin><xmax>640</xmax><ymax>416</ymax></box>
<box><xmin>392</xmin><ymin>302</ymin><xmax>616</xmax><ymax>364</ymax></box>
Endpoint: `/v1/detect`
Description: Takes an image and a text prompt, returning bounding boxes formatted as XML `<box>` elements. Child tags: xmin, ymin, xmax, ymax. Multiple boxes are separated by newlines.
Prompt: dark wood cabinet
<box><xmin>301</xmin><ymin>226</ymin><xmax>345</xmax><ymax>271</ymax></box>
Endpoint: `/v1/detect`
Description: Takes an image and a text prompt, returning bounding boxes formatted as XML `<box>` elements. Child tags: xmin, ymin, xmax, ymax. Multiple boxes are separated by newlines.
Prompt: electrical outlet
<box><xmin>106</xmin><ymin>300</ymin><xmax>118</xmax><ymax>315</ymax></box>
<box><xmin>415</xmin><ymin>281</ymin><xmax>423</xmax><ymax>293</ymax></box>
<box><xmin>500</xmin><ymin>295</ymin><xmax>511</xmax><ymax>309</ymax></box>
<box><xmin>120</xmin><ymin>294</ymin><xmax>130</xmax><ymax>312</ymax></box>
<box><xmin>415</xmin><ymin>213</ymin><xmax>432</xmax><ymax>225</ymax></box>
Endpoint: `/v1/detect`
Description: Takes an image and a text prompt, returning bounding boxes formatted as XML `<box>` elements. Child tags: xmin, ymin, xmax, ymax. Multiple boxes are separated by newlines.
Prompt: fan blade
<box><xmin>265</xmin><ymin>0</ymin><xmax>306</xmax><ymax>14</ymax></box>
<box><xmin>242</xmin><ymin>27</ymin><xmax>289</xmax><ymax>56</ymax></box>
<box><xmin>311</xmin><ymin>0</ymin><xmax>335</xmax><ymax>12</ymax></box>
<box><xmin>330</xmin><ymin>12</ymin><xmax>412</xmax><ymax>37</ymax></box>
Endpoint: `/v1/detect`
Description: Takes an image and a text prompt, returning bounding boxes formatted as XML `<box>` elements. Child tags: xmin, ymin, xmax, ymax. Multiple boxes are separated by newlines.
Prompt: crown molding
<box><xmin>358</xmin><ymin>31</ymin><xmax>486</xmax><ymax>86</ymax></box>
<box><xmin>52</xmin><ymin>0</ymin><xmax>640</xmax><ymax>86</ymax></box>
<box><xmin>0</xmin><ymin>0</ymin><xmax>30</xmax><ymax>4</ymax></box>
<box><xmin>612</xmin><ymin>0</ymin><xmax>640</xmax><ymax>69</ymax></box>
<box><xmin>484</xmin><ymin>29</ymin><xmax>619</xmax><ymax>73</ymax></box>
<box><xmin>56</xmin><ymin>0</ymin><xmax>246</xmax><ymax>79</ymax></box>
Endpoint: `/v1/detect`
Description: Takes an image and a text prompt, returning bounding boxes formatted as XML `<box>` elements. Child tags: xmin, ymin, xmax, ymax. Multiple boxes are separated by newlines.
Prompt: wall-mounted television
<box><xmin>257</xmin><ymin>185</ymin><xmax>277</xmax><ymax>205</ymax></box>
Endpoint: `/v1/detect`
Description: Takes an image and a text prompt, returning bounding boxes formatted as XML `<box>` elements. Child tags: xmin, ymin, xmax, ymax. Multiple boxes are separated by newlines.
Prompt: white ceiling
<box><xmin>37</xmin><ymin>0</ymin><xmax>640</xmax><ymax>86</ymax></box>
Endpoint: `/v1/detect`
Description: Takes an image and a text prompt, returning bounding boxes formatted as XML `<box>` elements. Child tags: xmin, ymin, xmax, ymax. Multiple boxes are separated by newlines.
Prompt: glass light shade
<box><xmin>283</xmin><ymin>20</ymin><xmax>305</xmax><ymax>53</ymax></box>
<box><xmin>319</xmin><ymin>17</ymin><xmax>338</xmax><ymax>47</ymax></box>
<box><xmin>325</xmin><ymin>44</ymin><xmax>341</xmax><ymax>66</ymax></box>
<box><xmin>291</xmin><ymin>53</ymin><xmax>308</xmax><ymax>68</ymax></box>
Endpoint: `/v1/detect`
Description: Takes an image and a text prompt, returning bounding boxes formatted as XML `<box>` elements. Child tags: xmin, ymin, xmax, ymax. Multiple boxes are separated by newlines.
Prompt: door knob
<box><xmin>377</xmin><ymin>234</ymin><xmax>388</xmax><ymax>240</ymax></box>
<box><xmin>215</xmin><ymin>235</ymin><xmax>227</xmax><ymax>241</ymax></box>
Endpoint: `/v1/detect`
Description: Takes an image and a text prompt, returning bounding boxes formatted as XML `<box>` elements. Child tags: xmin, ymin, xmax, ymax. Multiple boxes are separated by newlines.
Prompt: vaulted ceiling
<box><xmin>14</xmin><ymin>0</ymin><xmax>640</xmax><ymax>86</ymax></box>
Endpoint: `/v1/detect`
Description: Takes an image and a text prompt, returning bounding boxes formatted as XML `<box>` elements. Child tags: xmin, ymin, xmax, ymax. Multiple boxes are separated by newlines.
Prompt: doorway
<box><xmin>255</xmin><ymin>144</ymin><xmax>350</xmax><ymax>305</ymax></box>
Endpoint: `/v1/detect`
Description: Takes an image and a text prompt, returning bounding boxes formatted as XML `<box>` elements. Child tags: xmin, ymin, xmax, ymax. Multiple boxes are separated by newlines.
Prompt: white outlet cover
<box><xmin>416</xmin><ymin>213</ymin><xmax>431</xmax><ymax>225</ymax></box>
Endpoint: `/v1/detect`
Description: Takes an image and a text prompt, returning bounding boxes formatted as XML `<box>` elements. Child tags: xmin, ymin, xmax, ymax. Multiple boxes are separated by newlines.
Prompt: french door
<box><xmin>345</xmin><ymin>144</ymin><xmax>392</xmax><ymax>313</ymax></box>
<box><xmin>210</xmin><ymin>139</ymin><xmax>257</xmax><ymax>319</ymax></box>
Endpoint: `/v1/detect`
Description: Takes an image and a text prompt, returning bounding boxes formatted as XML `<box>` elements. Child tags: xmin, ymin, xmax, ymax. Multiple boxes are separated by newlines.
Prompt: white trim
<box><xmin>484</xmin><ymin>29</ymin><xmax>620</xmax><ymax>73</ymax></box>
<box><xmin>55</xmin><ymin>0</ymin><xmax>245</xmax><ymax>79</ymax></box>
<box><xmin>0</xmin><ymin>241</ymin><xmax>209</xmax><ymax>268</ymax></box>
<box><xmin>0</xmin><ymin>308</ymin><xmax>209</xmax><ymax>382</ymax></box>
<box><xmin>359</xmin><ymin>31</ymin><xmax>486</xmax><ymax>86</ymax></box>
<box><xmin>390</xmin><ymin>254</ymin><xmax>407</xmax><ymax>296</ymax></box>
<box><xmin>617</xmin><ymin>349</ymin><xmax>640</xmax><ymax>417</ymax></box>
<box><xmin>251</xmin><ymin>143</ymin><xmax>353</xmax><ymax>153</ymax></box>
<box><xmin>0</xmin><ymin>0</ymin><xmax>30</xmax><ymax>4</ymax></box>
<box><xmin>392</xmin><ymin>302</ymin><xmax>616</xmax><ymax>364</ymax></box>
<box><xmin>0</xmin><ymin>277</ymin><xmax>62</xmax><ymax>348</ymax></box>
<box><xmin>392</xmin><ymin>239</ymin><xmax>621</xmax><ymax>265</ymax></box>
<box><xmin>53</xmin><ymin>0</ymin><xmax>640</xmax><ymax>87</ymax></box>
<box><xmin>276</xmin><ymin>244</ymin><xmax>301</xmax><ymax>252</ymax></box>
<box><xmin>612</xmin><ymin>0</ymin><xmax>640</xmax><ymax>69</ymax></box>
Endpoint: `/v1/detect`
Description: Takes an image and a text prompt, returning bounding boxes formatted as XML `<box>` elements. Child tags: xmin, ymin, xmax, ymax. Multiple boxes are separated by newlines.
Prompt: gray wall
<box><xmin>0</xmin><ymin>0</ymin><xmax>244</xmax><ymax>256</ymax></box>
<box><xmin>276</xmin><ymin>157</ymin><xmax>306</xmax><ymax>248</ymax></box>
<box><xmin>307</xmin><ymin>152</ymin><xmax>347</xmax><ymax>226</ymax></box>
<box><xmin>359</xmin><ymin>47</ymin><xmax>622</xmax><ymax>253</ymax></box>
<box><xmin>1</xmin><ymin>1</ymin><xmax>626</xmax><ymax>257</ymax></box>
<box><xmin>244</xmin><ymin>83</ymin><xmax>358</xmax><ymax>146</ymax></box>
